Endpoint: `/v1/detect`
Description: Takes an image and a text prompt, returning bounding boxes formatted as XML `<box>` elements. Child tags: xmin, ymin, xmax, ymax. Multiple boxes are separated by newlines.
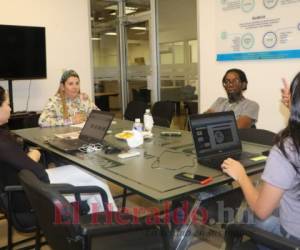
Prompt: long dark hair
<box><xmin>275</xmin><ymin>72</ymin><xmax>300</xmax><ymax>173</ymax></box>
<box><xmin>0</xmin><ymin>86</ymin><xmax>5</xmax><ymax>106</ymax></box>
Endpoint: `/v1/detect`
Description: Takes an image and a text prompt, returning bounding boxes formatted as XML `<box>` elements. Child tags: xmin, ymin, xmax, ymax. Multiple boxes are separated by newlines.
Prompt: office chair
<box><xmin>238</xmin><ymin>128</ymin><xmax>276</xmax><ymax>146</ymax></box>
<box><xmin>124</xmin><ymin>100</ymin><xmax>148</xmax><ymax>122</ymax></box>
<box><xmin>151</xmin><ymin>101</ymin><xmax>175</xmax><ymax>127</ymax></box>
<box><xmin>152</xmin><ymin>116</ymin><xmax>172</xmax><ymax>128</ymax></box>
<box><xmin>0</xmin><ymin>165</ymin><xmax>43</xmax><ymax>250</ymax></box>
<box><xmin>225</xmin><ymin>223</ymin><xmax>300</xmax><ymax>250</ymax></box>
<box><xmin>19</xmin><ymin>169</ymin><xmax>170</xmax><ymax>250</ymax></box>
<box><xmin>171</xmin><ymin>186</ymin><xmax>244</xmax><ymax>249</ymax></box>
<box><xmin>132</xmin><ymin>88</ymin><xmax>151</xmax><ymax>104</ymax></box>
<box><xmin>184</xmin><ymin>101</ymin><xmax>198</xmax><ymax>130</ymax></box>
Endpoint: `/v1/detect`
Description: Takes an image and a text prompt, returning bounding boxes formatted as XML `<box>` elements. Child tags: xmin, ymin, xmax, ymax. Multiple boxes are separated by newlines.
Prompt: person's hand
<box><xmin>221</xmin><ymin>158</ymin><xmax>247</xmax><ymax>182</ymax></box>
<box><xmin>71</xmin><ymin>112</ymin><xmax>87</xmax><ymax>124</ymax></box>
<box><xmin>80</xmin><ymin>92</ymin><xmax>89</xmax><ymax>101</ymax></box>
<box><xmin>281</xmin><ymin>78</ymin><xmax>290</xmax><ymax>108</ymax></box>
<box><xmin>27</xmin><ymin>149</ymin><xmax>41</xmax><ymax>162</ymax></box>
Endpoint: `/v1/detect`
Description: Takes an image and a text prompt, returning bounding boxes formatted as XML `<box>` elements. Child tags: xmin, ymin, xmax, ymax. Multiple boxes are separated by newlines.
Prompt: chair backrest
<box><xmin>151</xmin><ymin>101</ymin><xmax>175</xmax><ymax>127</ymax></box>
<box><xmin>152</xmin><ymin>116</ymin><xmax>171</xmax><ymax>128</ymax></box>
<box><xmin>139</xmin><ymin>88</ymin><xmax>151</xmax><ymax>103</ymax></box>
<box><xmin>184</xmin><ymin>101</ymin><xmax>198</xmax><ymax>115</ymax></box>
<box><xmin>124</xmin><ymin>101</ymin><xmax>148</xmax><ymax>122</ymax></box>
<box><xmin>19</xmin><ymin>170</ymin><xmax>83</xmax><ymax>250</ymax></box>
<box><xmin>0</xmin><ymin>164</ymin><xmax>36</xmax><ymax>232</ymax></box>
<box><xmin>238</xmin><ymin>128</ymin><xmax>276</xmax><ymax>146</ymax></box>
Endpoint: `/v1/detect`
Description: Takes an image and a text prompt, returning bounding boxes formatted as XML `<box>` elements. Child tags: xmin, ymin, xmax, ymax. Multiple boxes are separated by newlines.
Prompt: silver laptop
<box><xmin>189</xmin><ymin>111</ymin><xmax>266</xmax><ymax>169</ymax></box>
<box><xmin>48</xmin><ymin>110</ymin><xmax>114</xmax><ymax>152</ymax></box>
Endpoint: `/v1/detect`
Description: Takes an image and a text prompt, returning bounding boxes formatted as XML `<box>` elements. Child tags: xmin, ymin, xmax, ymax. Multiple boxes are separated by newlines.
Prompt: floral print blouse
<box><xmin>38</xmin><ymin>94</ymin><xmax>98</xmax><ymax>127</ymax></box>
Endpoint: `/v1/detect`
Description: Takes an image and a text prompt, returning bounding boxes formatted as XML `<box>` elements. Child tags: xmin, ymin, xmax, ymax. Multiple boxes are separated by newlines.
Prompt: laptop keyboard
<box><xmin>59</xmin><ymin>138</ymin><xmax>88</xmax><ymax>147</ymax></box>
<box><xmin>199</xmin><ymin>151</ymin><xmax>258</xmax><ymax>169</ymax></box>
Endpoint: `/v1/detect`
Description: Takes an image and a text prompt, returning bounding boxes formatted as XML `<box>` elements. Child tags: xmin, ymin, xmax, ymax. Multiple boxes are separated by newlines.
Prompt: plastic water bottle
<box><xmin>143</xmin><ymin>109</ymin><xmax>154</xmax><ymax>132</ymax></box>
<box><xmin>133</xmin><ymin>118</ymin><xmax>143</xmax><ymax>132</ymax></box>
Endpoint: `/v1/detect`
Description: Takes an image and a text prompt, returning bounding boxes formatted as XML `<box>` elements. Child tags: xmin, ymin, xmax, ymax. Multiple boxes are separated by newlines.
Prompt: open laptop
<box><xmin>189</xmin><ymin>111</ymin><xmax>266</xmax><ymax>169</ymax></box>
<box><xmin>48</xmin><ymin>110</ymin><xmax>114</xmax><ymax>152</ymax></box>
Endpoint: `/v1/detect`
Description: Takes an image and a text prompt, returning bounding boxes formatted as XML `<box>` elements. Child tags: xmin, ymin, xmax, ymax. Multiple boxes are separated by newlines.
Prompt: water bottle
<box><xmin>143</xmin><ymin>109</ymin><xmax>154</xmax><ymax>132</ymax></box>
<box><xmin>133</xmin><ymin>118</ymin><xmax>143</xmax><ymax>132</ymax></box>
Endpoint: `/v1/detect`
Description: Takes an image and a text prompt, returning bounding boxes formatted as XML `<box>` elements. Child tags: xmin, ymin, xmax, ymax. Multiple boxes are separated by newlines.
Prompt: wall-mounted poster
<box><xmin>216</xmin><ymin>0</ymin><xmax>300</xmax><ymax>61</ymax></box>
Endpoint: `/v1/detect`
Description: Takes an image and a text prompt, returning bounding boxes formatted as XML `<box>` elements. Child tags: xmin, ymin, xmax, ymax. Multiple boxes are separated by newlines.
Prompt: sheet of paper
<box><xmin>71</xmin><ymin>122</ymin><xmax>85</xmax><ymax>128</ymax></box>
<box><xmin>54</xmin><ymin>131</ymin><xmax>80</xmax><ymax>139</ymax></box>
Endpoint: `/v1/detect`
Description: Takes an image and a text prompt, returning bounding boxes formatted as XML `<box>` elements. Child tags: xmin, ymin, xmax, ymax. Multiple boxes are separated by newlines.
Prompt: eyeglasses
<box><xmin>223</xmin><ymin>78</ymin><xmax>241</xmax><ymax>86</ymax></box>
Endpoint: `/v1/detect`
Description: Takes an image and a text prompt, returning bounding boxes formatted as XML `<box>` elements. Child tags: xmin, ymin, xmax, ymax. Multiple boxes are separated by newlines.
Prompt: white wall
<box><xmin>198</xmin><ymin>1</ymin><xmax>296</xmax><ymax>133</ymax></box>
<box><xmin>0</xmin><ymin>0</ymin><xmax>92</xmax><ymax>112</ymax></box>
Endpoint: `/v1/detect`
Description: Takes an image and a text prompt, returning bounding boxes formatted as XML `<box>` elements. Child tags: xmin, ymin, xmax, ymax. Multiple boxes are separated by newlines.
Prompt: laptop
<box><xmin>189</xmin><ymin>111</ymin><xmax>266</xmax><ymax>169</ymax></box>
<box><xmin>48</xmin><ymin>110</ymin><xmax>114</xmax><ymax>152</ymax></box>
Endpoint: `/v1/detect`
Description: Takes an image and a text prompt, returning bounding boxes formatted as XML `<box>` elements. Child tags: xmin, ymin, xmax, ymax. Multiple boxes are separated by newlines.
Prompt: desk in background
<box><xmin>94</xmin><ymin>92</ymin><xmax>119</xmax><ymax>111</ymax></box>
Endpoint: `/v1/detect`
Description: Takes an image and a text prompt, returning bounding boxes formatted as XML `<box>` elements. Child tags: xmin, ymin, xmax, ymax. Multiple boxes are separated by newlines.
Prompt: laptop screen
<box><xmin>189</xmin><ymin>111</ymin><xmax>242</xmax><ymax>159</ymax></box>
<box><xmin>79</xmin><ymin>110</ymin><xmax>114</xmax><ymax>142</ymax></box>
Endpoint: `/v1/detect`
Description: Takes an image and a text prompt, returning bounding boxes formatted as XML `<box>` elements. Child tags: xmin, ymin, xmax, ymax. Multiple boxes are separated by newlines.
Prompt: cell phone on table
<box><xmin>174</xmin><ymin>172</ymin><xmax>213</xmax><ymax>185</ymax></box>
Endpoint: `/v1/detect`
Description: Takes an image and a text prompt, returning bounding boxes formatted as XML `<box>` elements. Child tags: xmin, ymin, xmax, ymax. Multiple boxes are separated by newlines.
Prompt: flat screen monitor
<box><xmin>0</xmin><ymin>24</ymin><xmax>47</xmax><ymax>80</ymax></box>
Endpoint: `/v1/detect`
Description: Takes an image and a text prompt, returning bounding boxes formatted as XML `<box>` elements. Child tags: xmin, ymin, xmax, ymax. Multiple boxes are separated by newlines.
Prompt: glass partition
<box><xmin>158</xmin><ymin>0</ymin><xmax>198</xmax><ymax>119</ymax></box>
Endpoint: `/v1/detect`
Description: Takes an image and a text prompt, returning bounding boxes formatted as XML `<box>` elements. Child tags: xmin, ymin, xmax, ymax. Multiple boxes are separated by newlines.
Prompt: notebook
<box><xmin>48</xmin><ymin>110</ymin><xmax>114</xmax><ymax>152</ymax></box>
<box><xmin>189</xmin><ymin>111</ymin><xmax>266</xmax><ymax>169</ymax></box>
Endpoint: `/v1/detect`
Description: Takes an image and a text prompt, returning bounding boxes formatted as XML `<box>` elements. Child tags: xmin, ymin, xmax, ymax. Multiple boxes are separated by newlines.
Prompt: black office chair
<box><xmin>238</xmin><ymin>128</ymin><xmax>276</xmax><ymax>146</ymax></box>
<box><xmin>19</xmin><ymin>169</ymin><xmax>170</xmax><ymax>250</ymax></box>
<box><xmin>152</xmin><ymin>116</ymin><xmax>172</xmax><ymax>128</ymax></box>
<box><xmin>132</xmin><ymin>88</ymin><xmax>151</xmax><ymax>104</ymax></box>
<box><xmin>151</xmin><ymin>101</ymin><xmax>175</xmax><ymax>127</ymax></box>
<box><xmin>171</xmin><ymin>186</ymin><xmax>244</xmax><ymax>249</ymax></box>
<box><xmin>0</xmin><ymin>165</ymin><xmax>43</xmax><ymax>250</ymax></box>
<box><xmin>139</xmin><ymin>88</ymin><xmax>151</xmax><ymax>103</ymax></box>
<box><xmin>124</xmin><ymin>100</ymin><xmax>148</xmax><ymax>122</ymax></box>
<box><xmin>184</xmin><ymin>101</ymin><xmax>198</xmax><ymax>130</ymax></box>
<box><xmin>225</xmin><ymin>223</ymin><xmax>300</xmax><ymax>250</ymax></box>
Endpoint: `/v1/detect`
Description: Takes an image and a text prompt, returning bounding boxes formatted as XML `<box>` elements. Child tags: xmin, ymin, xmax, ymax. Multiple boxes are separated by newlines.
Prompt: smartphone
<box><xmin>174</xmin><ymin>172</ymin><xmax>213</xmax><ymax>185</ymax></box>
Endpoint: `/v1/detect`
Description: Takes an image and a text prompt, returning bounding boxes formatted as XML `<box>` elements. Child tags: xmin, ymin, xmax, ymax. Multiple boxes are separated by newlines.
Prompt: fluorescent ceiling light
<box><xmin>91</xmin><ymin>37</ymin><xmax>101</xmax><ymax>41</ymax></box>
<box><xmin>125</xmin><ymin>8</ymin><xmax>137</xmax><ymax>14</ymax></box>
<box><xmin>105</xmin><ymin>32</ymin><xmax>117</xmax><ymax>36</ymax></box>
<box><xmin>98</xmin><ymin>17</ymin><xmax>104</xmax><ymax>21</ymax></box>
<box><xmin>130</xmin><ymin>27</ymin><xmax>147</xmax><ymax>31</ymax></box>
<box><xmin>105</xmin><ymin>5</ymin><xmax>137</xmax><ymax>14</ymax></box>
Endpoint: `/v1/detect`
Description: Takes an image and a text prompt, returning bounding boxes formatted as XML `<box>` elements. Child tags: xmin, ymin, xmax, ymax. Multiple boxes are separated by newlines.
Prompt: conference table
<box><xmin>13</xmin><ymin>119</ymin><xmax>270</xmax><ymax>249</ymax></box>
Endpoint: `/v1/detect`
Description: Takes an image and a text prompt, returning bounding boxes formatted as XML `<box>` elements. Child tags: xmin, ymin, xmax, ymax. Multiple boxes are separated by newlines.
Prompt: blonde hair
<box><xmin>56</xmin><ymin>70</ymin><xmax>80</xmax><ymax>120</ymax></box>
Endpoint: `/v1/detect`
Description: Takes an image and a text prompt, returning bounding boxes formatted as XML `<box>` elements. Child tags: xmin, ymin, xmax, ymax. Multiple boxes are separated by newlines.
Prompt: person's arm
<box><xmin>0</xmin><ymin>133</ymin><xmax>49</xmax><ymax>183</ymax></box>
<box><xmin>82</xmin><ymin>94</ymin><xmax>100</xmax><ymax>114</ymax></box>
<box><xmin>281</xmin><ymin>78</ymin><xmax>290</xmax><ymax>108</ymax></box>
<box><xmin>237</xmin><ymin>115</ymin><xmax>254</xmax><ymax>128</ymax></box>
<box><xmin>221</xmin><ymin>158</ymin><xmax>283</xmax><ymax>220</ymax></box>
<box><xmin>205</xmin><ymin>108</ymin><xmax>215</xmax><ymax>113</ymax></box>
<box><xmin>205</xmin><ymin>97</ymin><xmax>223</xmax><ymax>113</ymax></box>
<box><xmin>27</xmin><ymin>148</ymin><xmax>41</xmax><ymax>162</ymax></box>
<box><xmin>237</xmin><ymin>100</ymin><xmax>259</xmax><ymax>128</ymax></box>
<box><xmin>38</xmin><ymin>97</ymin><xmax>69</xmax><ymax>127</ymax></box>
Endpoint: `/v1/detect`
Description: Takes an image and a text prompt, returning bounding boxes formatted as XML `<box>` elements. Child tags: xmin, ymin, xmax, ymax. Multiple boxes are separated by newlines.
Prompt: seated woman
<box><xmin>38</xmin><ymin>69</ymin><xmax>98</xmax><ymax>127</ymax></box>
<box><xmin>221</xmin><ymin>72</ymin><xmax>300</xmax><ymax>246</ymax></box>
<box><xmin>206</xmin><ymin>68</ymin><xmax>259</xmax><ymax>128</ymax></box>
<box><xmin>0</xmin><ymin>86</ymin><xmax>116</xmax><ymax>212</ymax></box>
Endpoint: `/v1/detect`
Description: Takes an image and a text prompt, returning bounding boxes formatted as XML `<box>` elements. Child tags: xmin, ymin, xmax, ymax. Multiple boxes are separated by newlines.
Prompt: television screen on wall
<box><xmin>0</xmin><ymin>24</ymin><xmax>47</xmax><ymax>80</ymax></box>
